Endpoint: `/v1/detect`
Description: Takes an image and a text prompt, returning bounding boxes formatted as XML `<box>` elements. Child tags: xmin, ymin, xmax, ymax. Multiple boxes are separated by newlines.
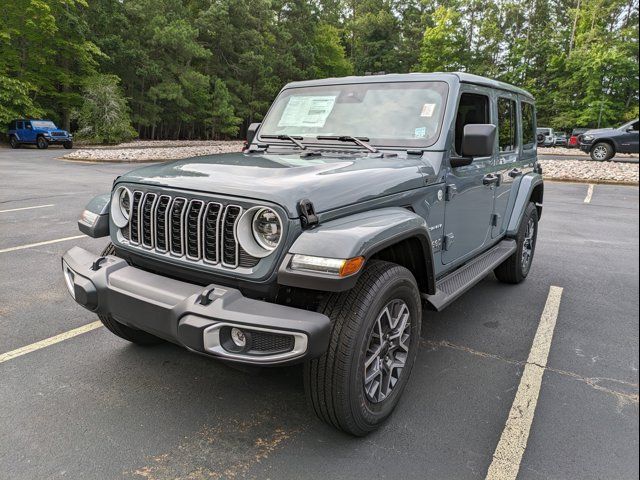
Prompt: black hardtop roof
<box><xmin>284</xmin><ymin>72</ymin><xmax>534</xmax><ymax>99</ymax></box>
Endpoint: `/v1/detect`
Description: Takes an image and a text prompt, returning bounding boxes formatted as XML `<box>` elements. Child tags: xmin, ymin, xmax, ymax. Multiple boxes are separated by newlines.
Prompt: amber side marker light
<box><xmin>339</xmin><ymin>256</ymin><xmax>365</xmax><ymax>277</ymax></box>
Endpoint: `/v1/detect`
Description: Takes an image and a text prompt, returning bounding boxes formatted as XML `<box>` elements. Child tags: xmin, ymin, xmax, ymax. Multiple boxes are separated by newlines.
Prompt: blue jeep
<box><xmin>7</xmin><ymin>119</ymin><xmax>73</xmax><ymax>149</ymax></box>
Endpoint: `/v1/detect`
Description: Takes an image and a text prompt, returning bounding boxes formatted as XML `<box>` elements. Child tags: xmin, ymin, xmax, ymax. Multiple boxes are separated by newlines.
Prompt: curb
<box><xmin>544</xmin><ymin>177</ymin><xmax>639</xmax><ymax>186</ymax></box>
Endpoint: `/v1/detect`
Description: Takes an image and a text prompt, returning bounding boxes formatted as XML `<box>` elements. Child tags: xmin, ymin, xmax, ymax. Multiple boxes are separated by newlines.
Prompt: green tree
<box><xmin>75</xmin><ymin>74</ymin><xmax>137</xmax><ymax>144</ymax></box>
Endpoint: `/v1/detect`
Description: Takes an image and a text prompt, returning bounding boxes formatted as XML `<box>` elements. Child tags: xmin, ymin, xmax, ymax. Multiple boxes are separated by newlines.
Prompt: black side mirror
<box><xmin>246</xmin><ymin>122</ymin><xmax>261</xmax><ymax>146</ymax></box>
<box><xmin>461</xmin><ymin>124</ymin><xmax>496</xmax><ymax>157</ymax></box>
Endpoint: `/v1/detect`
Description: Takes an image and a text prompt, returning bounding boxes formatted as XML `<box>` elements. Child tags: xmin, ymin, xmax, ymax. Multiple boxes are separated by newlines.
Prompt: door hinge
<box><xmin>443</xmin><ymin>233</ymin><xmax>455</xmax><ymax>251</ymax></box>
<box><xmin>445</xmin><ymin>184</ymin><xmax>457</xmax><ymax>201</ymax></box>
<box><xmin>491</xmin><ymin>213</ymin><xmax>500</xmax><ymax>227</ymax></box>
<box><xmin>298</xmin><ymin>198</ymin><xmax>319</xmax><ymax>229</ymax></box>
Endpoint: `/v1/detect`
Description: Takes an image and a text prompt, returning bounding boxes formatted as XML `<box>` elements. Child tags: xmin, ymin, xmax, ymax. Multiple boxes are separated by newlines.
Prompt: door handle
<box><xmin>508</xmin><ymin>168</ymin><xmax>523</xmax><ymax>178</ymax></box>
<box><xmin>483</xmin><ymin>173</ymin><xmax>501</xmax><ymax>186</ymax></box>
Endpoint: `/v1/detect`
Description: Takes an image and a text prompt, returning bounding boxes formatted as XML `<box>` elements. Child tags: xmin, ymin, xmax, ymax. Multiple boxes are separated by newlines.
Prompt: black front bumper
<box><xmin>62</xmin><ymin>247</ymin><xmax>330</xmax><ymax>365</ymax></box>
<box><xmin>579</xmin><ymin>143</ymin><xmax>592</xmax><ymax>153</ymax></box>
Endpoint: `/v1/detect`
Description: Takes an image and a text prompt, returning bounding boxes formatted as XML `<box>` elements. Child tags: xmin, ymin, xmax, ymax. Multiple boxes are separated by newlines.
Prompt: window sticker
<box><xmin>420</xmin><ymin>103</ymin><xmax>436</xmax><ymax>117</ymax></box>
<box><xmin>414</xmin><ymin>127</ymin><xmax>427</xmax><ymax>138</ymax></box>
<box><xmin>278</xmin><ymin>95</ymin><xmax>337</xmax><ymax>128</ymax></box>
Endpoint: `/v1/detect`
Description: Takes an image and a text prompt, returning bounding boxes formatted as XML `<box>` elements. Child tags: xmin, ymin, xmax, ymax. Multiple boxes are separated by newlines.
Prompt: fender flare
<box><xmin>278</xmin><ymin>207</ymin><xmax>435</xmax><ymax>292</ymax></box>
<box><xmin>506</xmin><ymin>173</ymin><xmax>543</xmax><ymax>236</ymax></box>
<box><xmin>78</xmin><ymin>193</ymin><xmax>111</xmax><ymax>238</ymax></box>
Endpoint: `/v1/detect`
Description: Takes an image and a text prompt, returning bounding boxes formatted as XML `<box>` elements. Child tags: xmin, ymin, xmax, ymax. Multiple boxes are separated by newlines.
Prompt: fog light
<box><xmin>230</xmin><ymin>327</ymin><xmax>247</xmax><ymax>348</ymax></box>
<box><xmin>62</xmin><ymin>261</ymin><xmax>76</xmax><ymax>299</ymax></box>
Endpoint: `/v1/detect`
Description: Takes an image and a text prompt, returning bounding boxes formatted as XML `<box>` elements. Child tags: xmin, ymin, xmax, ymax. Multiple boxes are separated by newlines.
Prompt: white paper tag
<box><xmin>420</xmin><ymin>103</ymin><xmax>436</xmax><ymax>117</ymax></box>
<box><xmin>414</xmin><ymin>127</ymin><xmax>427</xmax><ymax>138</ymax></box>
<box><xmin>278</xmin><ymin>96</ymin><xmax>337</xmax><ymax>128</ymax></box>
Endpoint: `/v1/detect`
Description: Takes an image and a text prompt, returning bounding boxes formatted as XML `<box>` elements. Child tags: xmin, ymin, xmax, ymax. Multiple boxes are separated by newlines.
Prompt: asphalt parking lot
<box><xmin>1</xmin><ymin>147</ymin><xmax>638</xmax><ymax>480</ymax></box>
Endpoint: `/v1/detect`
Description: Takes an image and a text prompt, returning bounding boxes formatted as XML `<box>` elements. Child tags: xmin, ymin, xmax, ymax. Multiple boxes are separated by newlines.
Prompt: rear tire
<box><xmin>36</xmin><ymin>136</ymin><xmax>49</xmax><ymax>149</ymax></box>
<box><xmin>494</xmin><ymin>202</ymin><xmax>538</xmax><ymax>284</ymax></box>
<box><xmin>96</xmin><ymin>243</ymin><xmax>164</xmax><ymax>345</ymax></box>
<box><xmin>590</xmin><ymin>142</ymin><xmax>614</xmax><ymax>161</ymax></box>
<box><xmin>304</xmin><ymin>260</ymin><xmax>422</xmax><ymax>436</ymax></box>
<box><xmin>9</xmin><ymin>136</ymin><xmax>20</xmax><ymax>149</ymax></box>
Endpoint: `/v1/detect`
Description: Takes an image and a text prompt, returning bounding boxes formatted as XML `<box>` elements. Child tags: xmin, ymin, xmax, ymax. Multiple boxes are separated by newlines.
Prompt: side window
<box><xmin>454</xmin><ymin>93</ymin><xmax>490</xmax><ymax>155</ymax></box>
<box><xmin>498</xmin><ymin>97</ymin><xmax>518</xmax><ymax>152</ymax></box>
<box><xmin>521</xmin><ymin>102</ymin><xmax>535</xmax><ymax>149</ymax></box>
<box><xmin>632</xmin><ymin>121</ymin><xmax>639</xmax><ymax>132</ymax></box>
<box><xmin>17</xmin><ymin>121</ymin><xmax>23</xmax><ymax>130</ymax></box>
<box><xmin>25</xmin><ymin>122</ymin><xmax>33</xmax><ymax>130</ymax></box>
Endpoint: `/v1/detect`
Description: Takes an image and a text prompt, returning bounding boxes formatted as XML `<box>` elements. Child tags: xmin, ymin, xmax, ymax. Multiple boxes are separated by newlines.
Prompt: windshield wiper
<box><xmin>316</xmin><ymin>135</ymin><xmax>378</xmax><ymax>153</ymax></box>
<box><xmin>261</xmin><ymin>134</ymin><xmax>307</xmax><ymax>150</ymax></box>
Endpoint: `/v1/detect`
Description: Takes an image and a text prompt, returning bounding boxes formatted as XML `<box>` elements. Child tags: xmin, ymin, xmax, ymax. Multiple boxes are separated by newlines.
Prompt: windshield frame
<box><xmin>258</xmin><ymin>81</ymin><xmax>450</xmax><ymax>150</ymax></box>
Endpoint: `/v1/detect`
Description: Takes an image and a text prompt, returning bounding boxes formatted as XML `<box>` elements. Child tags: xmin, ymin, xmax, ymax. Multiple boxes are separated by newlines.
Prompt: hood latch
<box><xmin>298</xmin><ymin>199</ymin><xmax>319</xmax><ymax>229</ymax></box>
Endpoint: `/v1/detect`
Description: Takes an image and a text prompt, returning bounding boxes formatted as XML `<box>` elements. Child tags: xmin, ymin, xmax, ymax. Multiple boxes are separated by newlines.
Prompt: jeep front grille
<box><xmin>127</xmin><ymin>191</ymin><xmax>259</xmax><ymax>269</ymax></box>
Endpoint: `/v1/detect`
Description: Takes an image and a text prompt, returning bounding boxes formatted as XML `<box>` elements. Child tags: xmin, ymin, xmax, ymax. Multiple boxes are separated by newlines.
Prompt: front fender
<box><xmin>506</xmin><ymin>173</ymin><xmax>543</xmax><ymax>236</ymax></box>
<box><xmin>78</xmin><ymin>193</ymin><xmax>111</xmax><ymax>238</ymax></box>
<box><xmin>278</xmin><ymin>207</ymin><xmax>434</xmax><ymax>292</ymax></box>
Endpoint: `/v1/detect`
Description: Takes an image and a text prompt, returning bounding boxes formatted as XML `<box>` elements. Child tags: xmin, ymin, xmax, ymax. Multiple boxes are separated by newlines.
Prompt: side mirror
<box><xmin>461</xmin><ymin>124</ymin><xmax>496</xmax><ymax>158</ymax></box>
<box><xmin>246</xmin><ymin>122</ymin><xmax>261</xmax><ymax>146</ymax></box>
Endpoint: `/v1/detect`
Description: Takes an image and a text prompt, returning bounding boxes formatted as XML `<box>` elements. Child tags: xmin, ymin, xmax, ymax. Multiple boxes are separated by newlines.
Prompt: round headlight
<box><xmin>252</xmin><ymin>208</ymin><xmax>282</xmax><ymax>250</ymax></box>
<box><xmin>111</xmin><ymin>186</ymin><xmax>131</xmax><ymax>228</ymax></box>
<box><xmin>236</xmin><ymin>206</ymin><xmax>283</xmax><ymax>258</ymax></box>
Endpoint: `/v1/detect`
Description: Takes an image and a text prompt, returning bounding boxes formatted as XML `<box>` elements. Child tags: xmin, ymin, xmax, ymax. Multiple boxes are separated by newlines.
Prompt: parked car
<box><xmin>580</xmin><ymin>119</ymin><xmax>639</xmax><ymax>161</ymax></box>
<box><xmin>61</xmin><ymin>72</ymin><xmax>543</xmax><ymax>436</ymax></box>
<box><xmin>567</xmin><ymin>128</ymin><xmax>589</xmax><ymax>148</ymax></box>
<box><xmin>536</xmin><ymin>127</ymin><xmax>554</xmax><ymax>147</ymax></box>
<box><xmin>7</xmin><ymin>119</ymin><xmax>73</xmax><ymax>149</ymax></box>
<box><xmin>553</xmin><ymin>132</ymin><xmax>568</xmax><ymax>146</ymax></box>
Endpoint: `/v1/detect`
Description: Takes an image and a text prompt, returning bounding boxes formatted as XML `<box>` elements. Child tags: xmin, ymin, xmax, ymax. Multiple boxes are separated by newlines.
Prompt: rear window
<box><xmin>521</xmin><ymin>102</ymin><xmax>535</xmax><ymax>150</ymax></box>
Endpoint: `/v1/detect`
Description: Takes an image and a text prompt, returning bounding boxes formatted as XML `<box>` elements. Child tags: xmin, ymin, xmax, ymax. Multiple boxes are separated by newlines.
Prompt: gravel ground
<box><xmin>64</xmin><ymin>141</ymin><xmax>243</xmax><ymax>161</ymax></box>
<box><xmin>538</xmin><ymin>146</ymin><xmax>638</xmax><ymax>158</ymax></box>
<box><xmin>540</xmin><ymin>159</ymin><xmax>638</xmax><ymax>184</ymax></box>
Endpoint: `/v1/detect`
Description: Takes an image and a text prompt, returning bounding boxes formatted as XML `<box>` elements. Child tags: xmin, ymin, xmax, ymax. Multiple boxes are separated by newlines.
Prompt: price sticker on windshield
<box><xmin>278</xmin><ymin>96</ymin><xmax>337</xmax><ymax>128</ymax></box>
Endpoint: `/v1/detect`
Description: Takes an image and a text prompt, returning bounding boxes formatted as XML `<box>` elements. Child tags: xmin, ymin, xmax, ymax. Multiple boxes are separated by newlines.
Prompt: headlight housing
<box><xmin>582</xmin><ymin>134</ymin><xmax>594</xmax><ymax>142</ymax></box>
<box><xmin>110</xmin><ymin>186</ymin><xmax>132</xmax><ymax>228</ymax></box>
<box><xmin>236</xmin><ymin>206</ymin><xmax>282</xmax><ymax>258</ymax></box>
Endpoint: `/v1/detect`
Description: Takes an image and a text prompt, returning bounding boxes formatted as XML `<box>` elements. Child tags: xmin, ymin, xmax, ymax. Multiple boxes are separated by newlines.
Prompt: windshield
<box><xmin>31</xmin><ymin>120</ymin><xmax>57</xmax><ymax>129</ymax></box>
<box><xmin>260</xmin><ymin>81</ymin><xmax>449</xmax><ymax>148</ymax></box>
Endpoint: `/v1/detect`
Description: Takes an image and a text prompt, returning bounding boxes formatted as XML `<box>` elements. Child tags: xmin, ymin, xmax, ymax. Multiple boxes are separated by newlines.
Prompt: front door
<box><xmin>442</xmin><ymin>89</ymin><xmax>496</xmax><ymax>264</ymax></box>
<box><xmin>619</xmin><ymin>120</ymin><xmax>639</xmax><ymax>153</ymax></box>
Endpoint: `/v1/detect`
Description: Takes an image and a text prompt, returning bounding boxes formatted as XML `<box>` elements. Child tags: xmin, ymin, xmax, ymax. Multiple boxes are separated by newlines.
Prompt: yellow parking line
<box><xmin>485</xmin><ymin>286</ymin><xmax>564</xmax><ymax>480</ymax></box>
<box><xmin>0</xmin><ymin>204</ymin><xmax>54</xmax><ymax>213</ymax></box>
<box><xmin>0</xmin><ymin>235</ymin><xmax>86</xmax><ymax>254</ymax></box>
<box><xmin>583</xmin><ymin>184</ymin><xmax>595</xmax><ymax>203</ymax></box>
<box><xmin>0</xmin><ymin>321</ymin><xmax>103</xmax><ymax>364</ymax></box>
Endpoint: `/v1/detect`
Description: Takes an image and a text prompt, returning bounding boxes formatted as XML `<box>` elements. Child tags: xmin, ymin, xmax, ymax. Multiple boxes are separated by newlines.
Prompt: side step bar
<box><xmin>423</xmin><ymin>239</ymin><xmax>517</xmax><ymax>311</ymax></box>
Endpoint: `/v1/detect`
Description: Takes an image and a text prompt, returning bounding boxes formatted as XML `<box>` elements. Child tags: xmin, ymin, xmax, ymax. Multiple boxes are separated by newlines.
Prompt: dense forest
<box><xmin>1</xmin><ymin>0</ymin><xmax>638</xmax><ymax>142</ymax></box>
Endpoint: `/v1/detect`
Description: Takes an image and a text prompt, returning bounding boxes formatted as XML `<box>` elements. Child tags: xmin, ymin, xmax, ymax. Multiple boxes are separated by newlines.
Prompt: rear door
<box><xmin>442</xmin><ymin>87</ymin><xmax>496</xmax><ymax>264</ymax></box>
<box><xmin>22</xmin><ymin>121</ymin><xmax>36</xmax><ymax>143</ymax></box>
<box><xmin>492</xmin><ymin>97</ymin><xmax>536</xmax><ymax>237</ymax></box>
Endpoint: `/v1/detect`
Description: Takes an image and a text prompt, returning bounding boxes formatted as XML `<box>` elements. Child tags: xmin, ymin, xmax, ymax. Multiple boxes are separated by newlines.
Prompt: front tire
<box><xmin>36</xmin><ymin>136</ymin><xmax>49</xmax><ymax>149</ymax></box>
<box><xmin>590</xmin><ymin>142</ymin><xmax>614</xmax><ymax>161</ymax></box>
<box><xmin>304</xmin><ymin>260</ymin><xmax>422</xmax><ymax>436</ymax></box>
<box><xmin>9</xmin><ymin>136</ymin><xmax>20</xmax><ymax>149</ymax></box>
<box><xmin>494</xmin><ymin>202</ymin><xmax>539</xmax><ymax>284</ymax></box>
<box><xmin>97</xmin><ymin>243</ymin><xmax>163</xmax><ymax>345</ymax></box>
<box><xmin>63</xmin><ymin>141</ymin><xmax>73</xmax><ymax>149</ymax></box>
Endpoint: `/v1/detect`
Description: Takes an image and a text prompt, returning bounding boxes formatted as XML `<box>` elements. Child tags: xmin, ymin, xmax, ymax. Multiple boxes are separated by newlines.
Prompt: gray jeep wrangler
<box><xmin>62</xmin><ymin>72</ymin><xmax>543</xmax><ymax>436</ymax></box>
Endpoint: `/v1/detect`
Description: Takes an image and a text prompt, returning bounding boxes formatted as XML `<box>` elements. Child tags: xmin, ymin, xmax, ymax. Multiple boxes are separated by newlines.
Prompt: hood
<box><xmin>117</xmin><ymin>151</ymin><xmax>434</xmax><ymax>217</ymax></box>
<box><xmin>583</xmin><ymin>127</ymin><xmax>617</xmax><ymax>136</ymax></box>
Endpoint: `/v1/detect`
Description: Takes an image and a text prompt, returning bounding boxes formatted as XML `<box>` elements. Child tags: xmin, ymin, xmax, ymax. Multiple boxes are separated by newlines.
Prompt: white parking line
<box><xmin>0</xmin><ymin>321</ymin><xmax>103</xmax><ymax>364</ymax></box>
<box><xmin>584</xmin><ymin>184</ymin><xmax>595</xmax><ymax>203</ymax></box>
<box><xmin>0</xmin><ymin>235</ymin><xmax>86</xmax><ymax>254</ymax></box>
<box><xmin>485</xmin><ymin>286</ymin><xmax>564</xmax><ymax>480</ymax></box>
<box><xmin>0</xmin><ymin>204</ymin><xmax>54</xmax><ymax>213</ymax></box>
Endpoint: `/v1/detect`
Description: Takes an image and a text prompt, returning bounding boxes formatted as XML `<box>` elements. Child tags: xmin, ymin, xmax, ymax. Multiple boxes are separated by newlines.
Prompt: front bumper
<box><xmin>579</xmin><ymin>143</ymin><xmax>592</xmax><ymax>153</ymax></box>
<box><xmin>61</xmin><ymin>247</ymin><xmax>330</xmax><ymax>365</ymax></box>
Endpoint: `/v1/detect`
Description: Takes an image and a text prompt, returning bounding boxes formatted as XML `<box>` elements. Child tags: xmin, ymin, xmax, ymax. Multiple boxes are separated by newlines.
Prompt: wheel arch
<box><xmin>506</xmin><ymin>173</ymin><xmax>544</xmax><ymax>236</ymax></box>
<box><xmin>278</xmin><ymin>207</ymin><xmax>436</xmax><ymax>295</ymax></box>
